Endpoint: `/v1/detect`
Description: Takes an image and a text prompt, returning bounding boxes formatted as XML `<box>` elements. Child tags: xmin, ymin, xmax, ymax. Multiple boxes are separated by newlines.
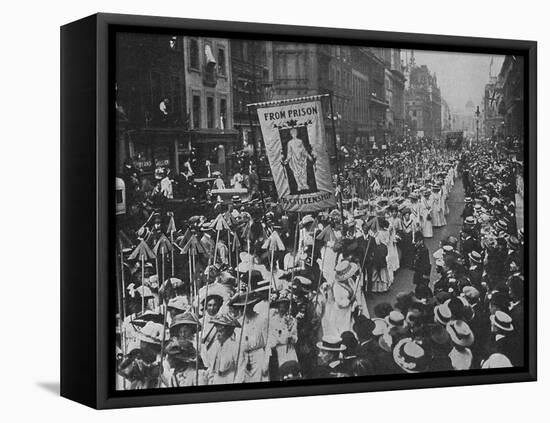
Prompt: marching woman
<box><xmin>371</xmin><ymin>221</ymin><xmax>392</xmax><ymax>293</ymax></box>
<box><xmin>386</xmin><ymin>205</ymin><xmax>401</xmax><ymax>276</ymax></box>
<box><xmin>208</xmin><ymin>314</ymin><xmax>241</xmax><ymax>385</ymax></box>
<box><xmin>419</xmin><ymin>188</ymin><xmax>434</xmax><ymax>238</ymax></box>
<box><xmin>399</xmin><ymin>207</ymin><xmax>416</xmax><ymax>269</ymax></box>
<box><xmin>321</xmin><ymin>260</ymin><xmax>367</xmax><ymax>338</ymax></box>
<box><xmin>163</xmin><ymin>339</ymin><xmax>208</xmax><ymax>387</ymax></box>
<box><xmin>230</xmin><ymin>292</ymin><xmax>270</xmax><ymax>383</ymax></box>
<box><xmin>431</xmin><ymin>184</ymin><xmax>446</xmax><ymax>228</ymax></box>
<box><xmin>267</xmin><ymin>289</ymin><xmax>299</xmax><ymax>377</ymax></box>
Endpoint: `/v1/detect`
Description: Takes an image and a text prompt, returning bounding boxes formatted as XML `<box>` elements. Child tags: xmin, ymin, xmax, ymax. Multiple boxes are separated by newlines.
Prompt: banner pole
<box><xmin>328</xmin><ymin>92</ymin><xmax>345</xmax><ymax>225</ymax></box>
<box><xmin>247</xmin><ymin>105</ymin><xmax>268</xmax><ymax>221</ymax></box>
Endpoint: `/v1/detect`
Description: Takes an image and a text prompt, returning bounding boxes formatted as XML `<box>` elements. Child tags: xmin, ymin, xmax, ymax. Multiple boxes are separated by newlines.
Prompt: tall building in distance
<box><xmin>498</xmin><ymin>55</ymin><xmax>524</xmax><ymax>139</ymax></box>
<box><xmin>270</xmin><ymin>43</ymin><xmax>353</xmax><ymax>154</ymax></box>
<box><xmin>381</xmin><ymin>48</ymin><xmax>406</xmax><ymax>142</ymax></box>
<box><xmin>441</xmin><ymin>99</ymin><xmax>453</xmax><ymax>132</ymax></box>
<box><xmin>453</xmin><ymin>100</ymin><xmax>476</xmax><ymax>137</ymax></box>
<box><xmin>230</xmin><ymin>40</ymin><xmax>273</xmax><ymax>149</ymax></box>
<box><xmin>182</xmin><ymin>36</ymin><xmax>237</xmax><ymax>177</ymax></box>
<box><xmin>115</xmin><ymin>33</ymin><xmax>189</xmax><ymax>175</ymax></box>
<box><xmin>404</xmin><ymin>57</ymin><xmax>442</xmax><ymax>139</ymax></box>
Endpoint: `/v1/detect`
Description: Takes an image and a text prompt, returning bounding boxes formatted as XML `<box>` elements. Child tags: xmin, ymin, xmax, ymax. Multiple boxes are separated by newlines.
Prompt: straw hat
<box><xmin>392</xmin><ymin>337</ymin><xmax>429</xmax><ymax>373</ymax></box>
<box><xmin>490</xmin><ymin>311</ymin><xmax>514</xmax><ymax>332</ymax></box>
<box><xmin>167</xmin><ymin>296</ymin><xmax>190</xmax><ymax>312</ymax></box>
<box><xmin>446</xmin><ymin>320</ymin><xmax>474</xmax><ymax>347</ymax></box>
<box><xmin>434</xmin><ymin>303</ymin><xmax>452</xmax><ymax>326</ymax></box>
<box><xmin>481</xmin><ymin>353</ymin><xmax>513</xmax><ymax>369</ymax></box>
<box><xmin>228</xmin><ymin>292</ymin><xmax>262</xmax><ymax>308</ymax></box>
<box><xmin>170</xmin><ymin>311</ymin><xmax>201</xmax><ymax>330</ymax></box>
<box><xmin>137</xmin><ymin>321</ymin><xmax>164</xmax><ymax>345</ymax></box>
<box><xmin>316</xmin><ymin>336</ymin><xmax>346</xmax><ymax>352</ymax></box>
<box><xmin>210</xmin><ymin>314</ymin><xmax>241</xmax><ymax>328</ymax></box>
<box><xmin>334</xmin><ymin>260</ymin><xmax>359</xmax><ymax>282</ymax></box>
<box><xmin>385</xmin><ymin>310</ymin><xmax>405</xmax><ymax>327</ymax></box>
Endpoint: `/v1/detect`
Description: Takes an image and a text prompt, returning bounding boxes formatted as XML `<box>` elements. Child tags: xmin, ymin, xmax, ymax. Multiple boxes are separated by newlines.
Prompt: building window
<box><xmin>169</xmin><ymin>36</ymin><xmax>181</xmax><ymax>51</ymax></box>
<box><xmin>220</xmin><ymin>98</ymin><xmax>227</xmax><ymax>128</ymax></box>
<box><xmin>412</xmin><ymin>110</ymin><xmax>417</xmax><ymax>117</ymax></box>
<box><xmin>218</xmin><ymin>48</ymin><xmax>226</xmax><ymax>76</ymax></box>
<box><xmin>207</xmin><ymin>96</ymin><xmax>215</xmax><ymax>128</ymax></box>
<box><xmin>192</xmin><ymin>94</ymin><xmax>201</xmax><ymax>128</ymax></box>
<box><xmin>189</xmin><ymin>38</ymin><xmax>199</xmax><ymax>70</ymax></box>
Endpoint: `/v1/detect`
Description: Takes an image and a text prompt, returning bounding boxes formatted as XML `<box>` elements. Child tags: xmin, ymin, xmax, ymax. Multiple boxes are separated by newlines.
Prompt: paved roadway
<box><xmin>366</xmin><ymin>179</ymin><xmax>465</xmax><ymax>315</ymax></box>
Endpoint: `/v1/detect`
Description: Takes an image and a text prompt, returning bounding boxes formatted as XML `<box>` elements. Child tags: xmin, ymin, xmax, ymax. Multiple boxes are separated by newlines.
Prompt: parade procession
<box><xmin>113</xmin><ymin>39</ymin><xmax>525</xmax><ymax>390</ymax></box>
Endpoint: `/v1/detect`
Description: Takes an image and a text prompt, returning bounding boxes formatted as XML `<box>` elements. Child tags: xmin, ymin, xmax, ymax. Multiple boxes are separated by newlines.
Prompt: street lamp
<box><xmin>474</xmin><ymin>106</ymin><xmax>480</xmax><ymax>143</ymax></box>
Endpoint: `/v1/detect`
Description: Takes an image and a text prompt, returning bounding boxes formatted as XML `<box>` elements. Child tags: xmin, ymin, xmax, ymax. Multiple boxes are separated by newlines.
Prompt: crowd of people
<box><xmin>115</xmin><ymin>136</ymin><xmax>525</xmax><ymax>390</ymax></box>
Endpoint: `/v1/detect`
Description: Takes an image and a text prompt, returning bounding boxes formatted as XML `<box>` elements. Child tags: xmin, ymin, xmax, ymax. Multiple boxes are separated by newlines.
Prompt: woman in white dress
<box><xmin>371</xmin><ymin>221</ymin><xmax>393</xmax><ymax>292</ymax></box>
<box><xmin>267</xmin><ymin>290</ymin><xmax>298</xmax><ymax>369</ymax></box>
<box><xmin>431</xmin><ymin>185</ymin><xmax>446</xmax><ymax>228</ymax></box>
<box><xmin>320</xmin><ymin>260</ymin><xmax>365</xmax><ymax>338</ymax></box>
<box><xmin>386</xmin><ymin>205</ymin><xmax>401</xmax><ymax>275</ymax></box>
<box><xmin>419</xmin><ymin>189</ymin><xmax>433</xmax><ymax>238</ymax></box>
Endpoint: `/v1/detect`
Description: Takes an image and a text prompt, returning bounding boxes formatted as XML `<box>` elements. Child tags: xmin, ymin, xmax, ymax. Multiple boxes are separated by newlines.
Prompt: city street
<box><xmin>109</xmin><ymin>32</ymin><xmax>527</xmax><ymax>388</ymax></box>
<box><xmin>366</xmin><ymin>179</ymin><xmax>465</xmax><ymax>314</ymax></box>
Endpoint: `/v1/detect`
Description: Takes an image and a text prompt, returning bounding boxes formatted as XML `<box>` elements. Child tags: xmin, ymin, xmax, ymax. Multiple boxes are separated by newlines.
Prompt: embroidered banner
<box><xmin>256</xmin><ymin>99</ymin><xmax>336</xmax><ymax>212</ymax></box>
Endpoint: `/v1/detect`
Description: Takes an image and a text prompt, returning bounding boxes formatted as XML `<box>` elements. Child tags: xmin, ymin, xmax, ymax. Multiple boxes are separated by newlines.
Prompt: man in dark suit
<box><xmin>412</xmin><ymin>232</ymin><xmax>431</xmax><ymax>286</ymax></box>
<box><xmin>507</xmin><ymin>274</ymin><xmax>525</xmax><ymax>366</ymax></box>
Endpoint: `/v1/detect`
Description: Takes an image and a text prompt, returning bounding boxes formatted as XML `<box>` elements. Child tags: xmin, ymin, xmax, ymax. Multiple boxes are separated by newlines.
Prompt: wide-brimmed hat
<box><xmin>495</xmin><ymin>220</ymin><xmax>508</xmax><ymax>232</ymax></box>
<box><xmin>393</xmin><ymin>338</ymin><xmax>429</xmax><ymax>373</ymax></box>
<box><xmin>385</xmin><ymin>310</ymin><xmax>405</xmax><ymax>327</ymax></box>
<box><xmin>137</xmin><ymin>321</ymin><xmax>165</xmax><ymax>345</ymax></box>
<box><xmin>134</xmin><ymin>309</ymin><xmax>164</xmax><ymax>325</ymax></box>
<box><xmin>434</xmin><ymin>303</ymin><xmax>453</xmax><ymax>326</ymax></box>
<box><xmin>170</xmin><ymin>311</ymin><xmax>200</xmax><ymax>330</ymax></box>
<box><xmin>228</xmin><ymin>292</ymin><xmax>262</xmax><ymax>308</ymax></box>
<box><xmin>316</xmin><ymin>336</ymin><xmax>346</xmax><ymax>352</ymax></box>
<box><xmin>167</xmin><ymin>296</ymin><xmax>190</xmax><ymax>312</ymax></box>
<box><xmin>210</xmin><ymin>314</ymin><xmax>241</xmax><ymax>328</ymax></box>
<box><xmin>293</xmin><ymin>276</ymin><xmax>313</xmax><ymax>290</ymax></box>
<box><xmin>464</xmin><ymin>216</ymin><xmax>476</xmax><ymax>226</ymax></box>
<box><xmin>464</xmin><ymin>197</ymin><xmax>473</xmax><ymax>203</ymax></box>
<box><xmin>468</xmin><ymin>251</ymin><xmax>483</xmax><ymax>264</ymax></box>
<box><xmin>481</xmin><ymin>353</ymin><xmax>513</xmax><ymax>369</ymax></box>
<box><xmin>446</xmin><ymin>320</ymin><xmax>474</xmax><ymax>347</ymax></box>
<box><xmin>490</xmin><ymin>310</ymin><xmax>514</xmax><ymax>332</ymax></box>
<box><xmin>334</xmin><ymin>260</ymin><xmax>359</xmax><ymax>282</ymax></box>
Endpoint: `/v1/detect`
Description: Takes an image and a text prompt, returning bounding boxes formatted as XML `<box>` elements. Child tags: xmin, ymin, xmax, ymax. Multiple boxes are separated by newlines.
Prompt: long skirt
<box><xmin>236</xmin><ymin>348</ymin><xmax>268</xmax><ymax>383</ymax></box>
<box><xmin>422</xmin><ymin>219</ymin><xmax>433</xmax><ymax>238</ymax></box>
<box><xmin>387</xmin><ymin>242</ymin><xmax>400</xmax><ymax>276</ymax></box>
<box><xmin>371</xmin><ymin>267</ymin><xmax>392</xmax><ymax>293</ymax></box>
<box><xmin>433</xmin><ymin>209</ymin><xmax>446</xmax><ymax>227</ymax></box>
<box><xmin>399</xmin><ymin>233</ymin><xmax>414</xmax><ymax>268</ymax></box>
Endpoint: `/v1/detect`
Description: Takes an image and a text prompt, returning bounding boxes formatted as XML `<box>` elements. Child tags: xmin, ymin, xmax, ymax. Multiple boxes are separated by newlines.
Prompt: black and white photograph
<box><xmin>113</xmin><ymin>31</ymin><xmax>527</xmax><ymax>391</ymax></box>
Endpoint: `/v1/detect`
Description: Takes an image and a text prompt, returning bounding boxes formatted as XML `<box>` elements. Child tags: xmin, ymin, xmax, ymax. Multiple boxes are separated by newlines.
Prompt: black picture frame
<box><xmin>60</xmin><ymin>12</ymin><xmax>537</xmax><ymax>409</ymax></box>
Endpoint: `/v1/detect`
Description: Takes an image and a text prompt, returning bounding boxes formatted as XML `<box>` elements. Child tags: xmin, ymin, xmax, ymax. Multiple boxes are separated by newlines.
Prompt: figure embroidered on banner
<box><xmin>279</xmin><ymin>124</ymin><xmax>318</xmax><ymax>195</ymax></box>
